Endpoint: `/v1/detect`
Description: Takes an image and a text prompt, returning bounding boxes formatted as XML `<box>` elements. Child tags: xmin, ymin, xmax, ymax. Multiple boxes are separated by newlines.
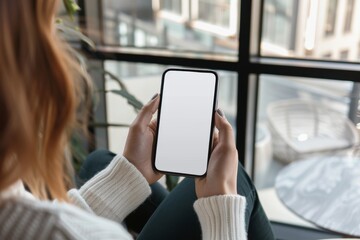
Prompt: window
<box><xmin>159</xmin><ymin>0</ymin><xmax>182</xmax><ymax>15</ymax></box>
<box><xmin>254</xmin><ymin>74</ymin><xmax>359</xmax><ymax>236</ymax></box>
<box><xmin>100</xmin><ymin>0</ymin><xmax>239</xmax><ymax>57</ymax></box>
<box><xmin>340</xmin><ymin>50</ymin><xmax>349</xmax><ymax>60</ymax></box>
<box><xmin>191</xmin><ymin>0</ymin><xmax>238</xmax><ymax>36</ymax></box>
<box><xmin>156</xmin><ymin>0</ymin><xmax>189</xmax><ymax>23</ymax></box>
<box><xmin>103</xmin><ymin>61</ymin><xmax>237</xmax><ymax>152</ymax></box>
<box><xmin>255</xmin><ymin>75</ymin><xmax>354</xmax><ymax>189</ymax></box>
<box><xmin>80</xmin><ymin>0</ymin><xmax>360</xmax><ymax>237</ymax></box>
<box><xmin>343</xmin><ymin>0</ymin><xmax>355</xmax><ymax>33</ymax></box>
<box><xmin>324</xmin><ymin>0</ymin><xmax>338</xmax><ymax>36</ymax></box>
<box><xmin>198</xmin><ymin>0</ymin><xmax>230</xmax><ymax>27</ymax></box>
<box><xmin>262</xmin><ymin>0</ymin><xmax>297</xmax><ymax>53</ymax></box>
<box><xmin>261</xmin><ymin>0</ymin><xmax>360</xmax><ymax>62</ymax></box>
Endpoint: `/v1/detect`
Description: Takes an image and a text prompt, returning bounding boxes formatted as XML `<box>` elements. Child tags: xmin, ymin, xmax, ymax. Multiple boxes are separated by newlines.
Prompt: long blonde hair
<box><xmin>0</xmin><ymin>0</ymin><xmax>83</xmax><ymax>200</ymax></box>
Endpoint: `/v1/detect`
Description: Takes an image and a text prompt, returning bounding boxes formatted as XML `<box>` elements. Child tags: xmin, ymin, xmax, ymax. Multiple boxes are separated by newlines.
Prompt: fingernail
<box><xmin>216</xmin><ymin>108</ymin><xmax>225</xmax><ymax>118</ymax></box>
<box><xmin>149</xmin><ymin>93</ymin><xmax>158</xmax><ymax>102</ymax></box>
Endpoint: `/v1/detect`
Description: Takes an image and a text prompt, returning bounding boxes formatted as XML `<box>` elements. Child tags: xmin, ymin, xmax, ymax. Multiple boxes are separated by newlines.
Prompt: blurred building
<box><xmin>100</xmin><ymin>0</ymin><xmax>360</xmax><ymax>136</ymax></box>
<box><xmin>150</xmin><ymin>0</ymin><xmax>360</xmax><ymax>61</ymax></box>
<box><xmin>101</xmin><ymin>0</ymin><xmax>360</xmax><ymax>60</ymax></box>
<box><xmin>262</xmin><ymin>0</ymin><xmax>360</xmax><ymax>60</ymax></box>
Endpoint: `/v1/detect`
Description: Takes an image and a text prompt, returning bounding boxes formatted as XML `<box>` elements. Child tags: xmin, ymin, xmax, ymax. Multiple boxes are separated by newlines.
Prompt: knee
<box><xmin>78</xmin><ymin>149</ymin><xmax>116</xmax><ymax>182</ymax></box>
<box><xmin>86</xmin><ymin>149</ymin><xmax>115</xmax><ymax>165</ymax></box>
<box><xmin>236</xmin><ymin>163</ymin><xmax>257</xmax><ymax>199</ymax></box>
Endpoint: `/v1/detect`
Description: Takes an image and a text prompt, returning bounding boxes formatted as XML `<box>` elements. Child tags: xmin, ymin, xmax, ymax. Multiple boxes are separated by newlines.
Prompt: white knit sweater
<box><xmin>0</xmin><ymin>154</ymin><xmax>247</xmax><ymax>239</ymax></box>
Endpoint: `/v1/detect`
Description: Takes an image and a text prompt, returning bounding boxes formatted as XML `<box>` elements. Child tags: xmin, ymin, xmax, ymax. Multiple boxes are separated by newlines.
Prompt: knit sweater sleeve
<box><xmin>67</xmin><ymin>154</ymin><xmax>151</xmax><ymax>223</ymax></box>
<box><xmin>194</xmin><ymin>195</ymin><xmax>247</xmax><ymax>240</ymax></box>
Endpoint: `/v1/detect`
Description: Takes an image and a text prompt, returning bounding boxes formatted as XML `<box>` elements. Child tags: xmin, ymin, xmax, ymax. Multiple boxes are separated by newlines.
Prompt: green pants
<box><xmin>78</xmin><ymin>150</ymin><xmax>274</xmax><ymax>240</ymax></box>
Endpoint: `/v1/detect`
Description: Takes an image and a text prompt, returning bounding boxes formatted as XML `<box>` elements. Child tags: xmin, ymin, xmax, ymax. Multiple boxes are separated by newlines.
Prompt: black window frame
<box><xmin>77</xmin><ymin>1</ymin><xmax>360</xmax><ymax>237</ymax></box>
<box><xmin>78</xmin><ymin>0</ymin><xmax>360</xmax><ymax>179</ymax></box>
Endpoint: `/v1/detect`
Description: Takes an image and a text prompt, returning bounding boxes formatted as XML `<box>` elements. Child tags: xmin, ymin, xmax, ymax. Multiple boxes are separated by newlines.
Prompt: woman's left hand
<box><xmin>123</xmin><ymin>94</ymin><xmax>163</xmax><ymax>184</ymax></box>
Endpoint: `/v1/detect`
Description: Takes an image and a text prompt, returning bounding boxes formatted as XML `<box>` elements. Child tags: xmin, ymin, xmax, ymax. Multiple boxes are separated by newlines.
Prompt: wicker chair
<box><xmin>267</xmin><ymin>99</ymin><xmax>359</xmax><ymax>163</ymax></box>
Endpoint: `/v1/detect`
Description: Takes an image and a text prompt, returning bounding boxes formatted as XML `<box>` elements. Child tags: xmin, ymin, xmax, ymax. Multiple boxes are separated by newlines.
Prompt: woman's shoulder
<box><xmin>0</xmin><ymin>198</ymin><xmax>132</xmax><ymax>240</ymax></box>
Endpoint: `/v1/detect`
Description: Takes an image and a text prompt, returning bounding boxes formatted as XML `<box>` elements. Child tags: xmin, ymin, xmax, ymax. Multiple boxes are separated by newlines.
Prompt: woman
<box><xmin>0</xmin><ymin>0</ymin><xmax>274</xmax><ymax>239</ymax></box>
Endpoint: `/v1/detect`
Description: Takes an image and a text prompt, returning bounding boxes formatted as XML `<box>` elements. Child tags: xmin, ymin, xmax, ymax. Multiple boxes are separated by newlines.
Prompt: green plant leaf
<box><xmin>87</xmin><ymin>67</ymin><xmax>143</xmax><ymax>114</ymax></box>
<box><xmin>110</xmin><ymin>90</ymin><xmax>144</xmax><ymax>110</ymax></box>
<box><xmin>56</xmin><ymin>23</ymin><xmax>96</xmax><ymax>49</ymax></box>
<box><xmin>166</xmin><ymin>175</ymin><xmax>180</xmax><ymax>191</ymax></box>
<box><xmin>63</xmin><ymin>0</ymin><xmax>80</xmax><ymax>20</ymax></box>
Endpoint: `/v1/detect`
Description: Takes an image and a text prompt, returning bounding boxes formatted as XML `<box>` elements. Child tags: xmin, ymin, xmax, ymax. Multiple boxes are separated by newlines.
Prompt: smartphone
<box><xmin>153</xmin><ymin>68</ymin><xmax>218</xmax><ymax>177</ymax></box>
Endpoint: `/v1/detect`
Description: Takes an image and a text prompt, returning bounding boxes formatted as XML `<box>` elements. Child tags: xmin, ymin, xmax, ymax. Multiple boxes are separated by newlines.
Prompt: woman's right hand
<box><xmin>195</xmin><ymin>109</ymin><xmax>239</xmax><ymax>198</ymax></box>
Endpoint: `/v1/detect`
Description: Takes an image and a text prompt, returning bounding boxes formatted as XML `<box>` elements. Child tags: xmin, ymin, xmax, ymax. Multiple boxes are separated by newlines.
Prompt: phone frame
<box><xmin>152</xmin><ymin>68</ymin><xmax>219</xmax><ymax>177</ymax></box>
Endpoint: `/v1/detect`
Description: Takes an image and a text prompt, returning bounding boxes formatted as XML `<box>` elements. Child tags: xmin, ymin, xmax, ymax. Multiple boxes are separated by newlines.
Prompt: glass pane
<box><xmin>95</xmin><ymin>0</ymin><xmax>239</xmax><ymax>58</ymax></box>
<box><xmin>255</xmin><ymin>74</ymin><xmax>360</xmax><ymax>228</ymax></box>
<box><xmin>198</xmin><ymin>0</ymin><xmax>231</xmax><ymax>28</ymax></box>
<box><xmin>261</xmin><ymin>0</ymin><xmax>360</xmax><ymax>62</ymax></box>
<box><xmin>103</xmin><ymin>61</ymin><xmax>237</xmax><ymax>153</ymax></box>
<box><xmin>159</xmin><ymin>0</ymin><xmax>182</xmax><ymax>15</ymax></box>
<box><xmin>255</xmin><ymin>75</ymin><xmax>360</xmax><ymax>188</ymax></box>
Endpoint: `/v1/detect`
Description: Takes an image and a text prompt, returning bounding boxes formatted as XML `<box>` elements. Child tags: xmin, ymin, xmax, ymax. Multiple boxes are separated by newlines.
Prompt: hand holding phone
<box><xmin>123</xmin><ymin>94</ymin><xmax>163</xmax><ymax>184</ymax></box>
<box><xmin>153</xmin><ymin>68</ymin><xmax>218</xmax><ymax>177</ymax></box>
<box><xmin>195</xmin><ymin>110</ymin><xmax>238</xmax><ymax>198</ymax></box>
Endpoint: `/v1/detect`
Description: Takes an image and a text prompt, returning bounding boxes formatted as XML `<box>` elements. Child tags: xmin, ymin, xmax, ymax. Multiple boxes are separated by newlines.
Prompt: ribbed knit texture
<box><xmin>0</xmin><ymin>155</ymin><xmax>151</xmax><ymax>240</ymax></box>
<box><xmin>194</xmin><ymin>195</ymin><xmax>247</xmax><ymax>240</ymax></box>
<box><xmin>0</xmin><ymin>155</ymin><xmax>248</xmax><ymax>239</ymax></box>
<box><xmin>0</xmin><ymin>199</ymin><xmax>133</xmax><ymax>239</ymax></box>
<box><xmin>69</xmin><ymin>155</ymin><xmax>151</xmax><ymax>222</ymax></box>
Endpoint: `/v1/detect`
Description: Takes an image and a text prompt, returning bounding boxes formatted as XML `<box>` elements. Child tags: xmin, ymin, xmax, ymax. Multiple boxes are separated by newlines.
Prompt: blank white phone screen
<box><xmin>155</xmin><ymin>70</ymin><xmax>217</xmax><ymax>176</ymax></box>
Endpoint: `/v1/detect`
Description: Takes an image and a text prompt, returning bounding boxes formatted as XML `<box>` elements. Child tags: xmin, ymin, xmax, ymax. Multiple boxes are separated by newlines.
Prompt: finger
<box><xmin>212</xmin><ymin>131</ymin><xmax>219</xmax><ymax>150</ymax></box>
<box><xmin>149</xmin><ymin>118</ymin><xmax>158</xmax><ymax>133</ymax></box>
<box><xmin>133</xmin><ymin>94</ymin><xmax>160</xmax><ymax>129</ymax></box>
<box><xmin>214</xmin><ymin>109</ymin><xmax>235</xmax><ymax>145</ymax></box>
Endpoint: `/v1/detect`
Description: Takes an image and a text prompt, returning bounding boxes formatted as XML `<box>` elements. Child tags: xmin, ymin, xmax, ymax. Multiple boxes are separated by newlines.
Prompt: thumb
<box><xmin>133</xmin><ymin>94</ymin><xmax>160</xmax><ymax>129</ymax></box>
<box><xmin>214</xmin><ymin>109</ymin><xmax>234</xmax><ymax>144</ymax></box>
